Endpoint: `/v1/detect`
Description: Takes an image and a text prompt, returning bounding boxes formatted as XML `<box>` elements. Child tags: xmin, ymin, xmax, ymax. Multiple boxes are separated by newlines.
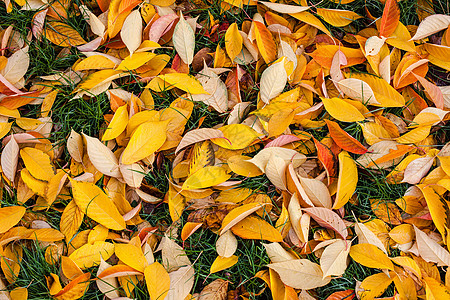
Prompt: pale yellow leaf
<box><xmin>173</xmin><ymin>12</ymin><xmax>195</xmax><ymax>65</ymax></box>
<box><xmin>82</xmin><ymin>133</ymin><xmax>121</xmax><ymax>178</ymax></box>
<box><xmin>216</xmin><ymin>230</ymin><xmax>237</xmax><ymax>258</ymax></box>
<box><xmin>267</xmin><ymin>259</ymin><xmax>331</xmax><ymax>290</ymax></box>
<box><xmin>121</xmin><ymin>10</ymin><xmax>142</xmax><ymax>56</ymax></box>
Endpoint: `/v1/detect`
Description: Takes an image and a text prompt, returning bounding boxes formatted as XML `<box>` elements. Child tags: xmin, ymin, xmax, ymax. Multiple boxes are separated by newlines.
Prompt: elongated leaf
<box><xmin>325</xmin><ymin>120</ymin><xmax>367</xmax><ymax>154</ymax></box>
<box><xmin>121</xmin><ymin>10</ymin><xmax>142</xmax><ymax>56</ymax></box>
<box><xmin>173</xmin><ymin>12</ymin><xmax>195</xmax><ymax>65</ymax></box>
<box><xmin>379</xmin><ymin>0</ymin><xmax>400</xmax><ymax>37</ymax></box>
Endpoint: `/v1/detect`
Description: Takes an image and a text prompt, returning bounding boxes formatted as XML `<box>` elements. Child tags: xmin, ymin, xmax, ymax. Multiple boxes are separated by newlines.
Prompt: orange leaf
<box><xmin>118</xmin><ymin>0</ymin><xmax>142</xmax><ymax>15</ymax></box>
<box><xmin>54</xmin><ymin>273</ymin><xmax>90</xmax><ymax>299</ymax></box>
<box><xmin>326</xmin><ymin>290</ymin><xmax>356</xmax><ymax>300</ymax></box>
<box><xmin>379</xmin><ymin>0</ymin><xmax>400</xmax><ymax>37</ymax></box>
<box><xmin>98</xmin><ymin>265</ymin><xmax>143</xmax><ymax>279</ymax></box>
<box><xmin>367</xmin><ymin>144</ymin><xmax>415</xmax><ymax>167</ymax></box>
<box><xmin>0</xmin><ymin>90</ymin><xmax>41</xmax><ymax>109</ymax></box>
<box><xmin>254</xmin><ymin>21</ymin><xmax>276</xmax><ymax>64</ymax></box>
<box><xmin>325</xmin><ymin>120</ymin><xmax>368</xmax><ymax>155</ymax></box>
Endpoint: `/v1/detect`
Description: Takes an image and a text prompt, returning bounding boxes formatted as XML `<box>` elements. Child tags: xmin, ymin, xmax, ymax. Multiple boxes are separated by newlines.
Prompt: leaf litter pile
<box><xmin>1</xmin><ymin>0</ymin><xmax>450</xmax><ymax>298</ymax></box>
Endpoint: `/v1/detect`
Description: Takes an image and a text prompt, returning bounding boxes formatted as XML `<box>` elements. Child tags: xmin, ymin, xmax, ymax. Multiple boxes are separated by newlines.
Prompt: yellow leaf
<box><xmin>321</xmin><ymin>97</ymin><xmax>365</xmax><ymax>122</ymax></box>
<box><xmin>116</xmin><ymin>52</ymin><xmax>156</xmax><ymax>71</ymax></box>
<box><xmin>349</xmin><ymin>243</ymin><xmax>394</xmax><ymax>270</ymax></box>
<box><xmin>115</xmin><ymin>243</ymin><xmax>148</xmax><ymax>272</ymax></box>
<box><xmin>211</xmin><ymin>124</ymin><xmax>259</xmax><ymax>150</ymax></box>
<box><xmin>71</xmin><ymin>180</ymin><xmax>126</xmax><ymax>230</ymax></box>
<box><xmin>189</xmin><ymin>140</ymin><xmax>215</xmax><ymax>176</ymax></box>
<box><xmin>333</xmin><ymin>151</ymin><xmax>357</xmax><ymax>209</ymax></box>
<box><xmin>107</xmin><ymin>0</ymin><xmax>131</xmax><ymax>38</ymax></box>
<box><xmin>227</xmin><ymin>155</ymin><xmax>263</xmax><ymax>177</ymax></box>
<box><xmin>386</xmin><ymin>21</ymin><xmax>416</xmax><ymax>52</ymax></box>
<box><xmin>144</xmin><ymin>262</ymin><xmax>170</xmax><ymax>300</ymax></box>
<box><xmin>21</xmin><ymin>168</ymin><xmax>46</xmax><ymax>197</ymax></box>
<box><xmin>210</xmin><ymin>255</ymin><xmax>238</xmax><ymax>273</ymax></box>
<box><xmin>45</xmin><ymin>171</ymin><xmax>68</xmax><ymax>206</ymax></box>
<box><xmin>73</xmin><ymin>55</ymin><xmax>117</xmax><ymax>71</ymax></box>
<box><xmin>181</xmin><ymin>222</ymin><xmax>203</xmax><ymax>242</ymax></box>
<box><xmin>168</xmin><ymin>183</ymin><xmax>185</xmax><ymax>222</ymax></box>
<box><xmin>268</xmin><ymin>108</ymin><xmax>295</xmax><ymax>137</ymax></box>
<box><xmin>45</xmin><ymin>21</ymin><xmax>87</xmax><ymax>47</ymax></box>
<box><xmin>121</xmin><ymin>120</ymin><xmax>169</xmax><ymax>165</ymax></box>
<box><xmin>102</xmin><ymin>104</ymin><xmax>129</xmax><ymax>141</ymax></box>
<box><xmin>225</xmin><ymin>23</ymin><xmax>243</xmax><ymax>61</ymax></box>
<box><xmin>220</xmin><ymin>203</ymin><xmax>269</xmax><ymax>234</ymax></box>
<box><xmin>47</xmin><ymin>273</ymin><xmax>63</xmax><ymax>295</ymax></box>
<box><xmin>182</xmin><ymin>166</ymin><xmax>231</xmax><ymax>190</ymax></box>
<box><xmin>87</xmin><ymin>225</ymin><xmax>108</xmax><ymax>244</ymax></box>
<box><xmin>396</xmin><ymin>125</ymin><xmax>431</xmax><ymax>144</ymax></box>
<box><xmin>231</xmin><ymin>216</ymin><xmax>283</xmax><ymax>242</ymax></box>
<box><xmin>10</xmin><ymin>287</ymin><xmax>27</xmax><ymax>300</ymax></box>
<box><xmin>146</xmin><ymin>73</ymin><xmax>207</xmax><ymax>94</ymax></box>
<box><xmin>391</xmin><ymin>256</ymin><xmax>422</xmax><ymax>278</ymax></box>
<box><xmin>126</xmin><ymin>110</ymin><xmax>160</xmax><ymax>136</ymax></box>
<box><xmin>0</xmin><ymin>206</ymin><xmax>25</xmax><ymax>234</ymax></box>
<box><xmin>28</xmin><ymin>228</ymin><xmax>64</xmax><ymax>242</ymax></box>
<box><xmin>61</xmin><ymin>256</ymin><xmax>84</xmax><ymax>281</ymax></box>
<box><xmin>76</xmin><ymin>70</ymin><xmax>126</xmax><ymax>91</ymax></box>
<box><xmin>15</xmin><ymin>118</ymin><xmax>43</xmax><ymax>131</ymax></box>
<box><xmin>316</xmin><ymin>8</ymin><xmax>362</xmax><ymax>27</ymax></box>
<box><xmin>69</xmin><ymin>241</ymin><xmax>114</xmax><ymax>269</ymax></box>
<box><xmin>41</xmin><ymin>90</ymin><xmax>58</xmax><ymax>118</ymax></box>
<box><xmin>359</xmin><ymin>272</ymin><xmax>393</xmax><ymax>299</ymax></box>
<box><xmin>60</xmin><ymin>200</ymin><xmax>84</xmax><ymax>242</ymax></box>
<box><xmin>424</xmin><ymin>276</ymin><xmax>450</xmax><ymax>299</ymax></box>
<box><xmin>290</xmin><ymin>12</ymin><xmax>331</xmax><ymax>36</ymax></box>
<box><xmin>20</xmin><ymin>147</ymin><xmax>55</xmax><ymax>181</ymax></box>
<box><xmin>389</xmin><ymin>224</ymin><xmax>415</xmax><ymax>245</ymax></box>
<box><xmin>344</xmin><ymin>72</ymin><xmax>405</xmax><ymax>107</ymax></box>
<box><xmin>254</xmin><ymin>21</ymin><xmax>276</xmax><ymax>64</ymax></box>
<box><xmin>54</xmin><ymin>272</ymin><xmax>91</xmax><ymax>300</ymax></box>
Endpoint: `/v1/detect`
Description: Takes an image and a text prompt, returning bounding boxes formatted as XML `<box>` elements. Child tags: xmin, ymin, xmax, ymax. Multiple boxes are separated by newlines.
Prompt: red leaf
<box><xmin>313</xmin><ymin>138</ymin><xmax>337</xmax><ymax>185</ymax></box>
<box><xmin>379</xmin><ymin>0</ymin><xmax>400</xmax><ymax>37</ymax></box>
<box><xmin>325</xmin><ymin>120</ymin><xmax>368</xmax><ymax>155</ymax></box>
